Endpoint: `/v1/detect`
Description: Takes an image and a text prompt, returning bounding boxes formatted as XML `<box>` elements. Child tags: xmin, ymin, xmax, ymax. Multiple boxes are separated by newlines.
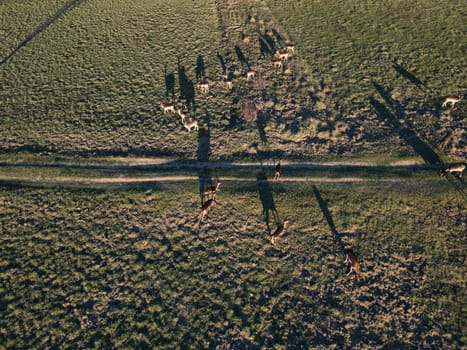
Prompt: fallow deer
<box><xmin>246</xmin><ymin>70</ymin><xmax>255</xmax><ymax>80</ymax></box>
<box><xmin>439</xmin><ymin>163</ymin><xmax>466</xmax><ymax>178</ymax></box>
<box><xmin>345</xmin><ymin>249</ymin><xmax>361</xmax><ymax>281</ymax></box>
<box><xmin>274</xmin><ymin>159</ymin><xmax>282</xmax><ymax>181</ymax></box>
<box><xmin>277</xmin><ymin>50</ymin><xmax>289</xmax><ymax>61</ymax></box>
<box><xmin>203</xmin><ymin>181</ymin><xmax>221</xmax><ymax>197</ymax></box>
<box><xmin>177</xmin><ymin>109</ymin><xmax>190</xmax><ymax>123</ymax></box>
<box><xmin>198</xmin><ymin>82</ymin><xmax>209</xmax><ymax>94</ymax></box>
<box><xmin>285</xmin><ymin>44</ymin><xmax>295</xmax><ymax>53</ymax></box>
<box><xmin>160</xmin><ymin>102</ymin><xmax>175</xmax><ymax>114</ymax></box>
<box><xmin>184</xmin><ymin>120</ymin><xmax>199</xmax><ymax>132</ymax></box>
<box><xmin>199</xmin><ymin>195</ymin><xmax>215</xmax><ymax>222</ymax></box>
<box><xmin>271</xmin><ymin>59</ymin><xmax>283</xmax><ymax>69</ymax></box>
<box><xmin>439</xmin><ymin>132</ymin><xmax>453</xmax><ymax>150</ymax></box>
<box><xmin>442</xmin><ymin>96</ymin><xmax>463</xmax><ymax>108</ymax></box>
<box><xmin>226</xmin><ymin>79</ymin><xmax>233</xmax><ymax>89</ymax></box>
<box><xmin>271</xmin><ymin>220</ymin><xmax>289</xmax><ymax>244</ymax></box>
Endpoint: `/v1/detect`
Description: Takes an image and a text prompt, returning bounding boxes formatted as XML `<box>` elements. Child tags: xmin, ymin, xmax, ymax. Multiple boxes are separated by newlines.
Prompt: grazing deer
<box><xmin>442</xmin><ymin>96</ymin><xmax>463</xmax><ymax>108</ymax></box>
<box><xmin>271</xmin><ymin>220</ymin><xmax>289</xmax><ymax>244</ymax></box>
<box><xmin>246</xmin><ymin>70</ymin><xmax>255</xmax><ymax>80</ymax></box>
<box><xmin>439</xmin><ymin>163</ymin><xmax>466</xmax><ymax>178</ymax></box>
<box><xmin>184</xmin><ymin>120</ymin><xmax>199</xmax><ymax>132</ymax></box>
<box><xmin>226</xmin><ymin>79</ymin><xmax>233</xmax><ymax>89</ymax></box>
<box><xmin>285</xmin><ymin>44</ymin><xmax>295</xmax><ymax>53</ymax></box>
<box><xmin>203</xmin><ymin>181</ymin><xmax>221</xmax><ymax>198</ymax></box>
<box><xmin>199</xmin><ymin>195</ymin><xmax>215</xmax><ymax>222</ymax></box>
<box><xmin>277</xmin><ymin>50</ymin><xmax>289</xmax><ymax>61</ymax></box>
<box><xmin>198</xmin><ymin>82</ymin><xmax>209</xmax><ymax>93</ymax></box>
<box><xmin>271</xmin><ymin>59</ymin><xmax>283</xmax><ymax>69</ymax></box>
<box><xmin>345</xmin><ymin>249</ymin><xmax>361</xmax><ymax>281</ymax></box>
<box><xmin>160</xmin><ymin>102</ymin><xmax>176</xmax><ymax>113</ymax></box>
<box><xmin>177</xmin><ymin>109</ymin><xmax>190</xmax><ymax>122</ymax></box>
<box><xmin>274</xmin><ymin>159</ymin><xmax>282</xmax><ymax>181</ymax></box>
<box><xmin>439</xmin><ymin>132</ymin><xmax>453</xmax><ymax>150</ymax></box>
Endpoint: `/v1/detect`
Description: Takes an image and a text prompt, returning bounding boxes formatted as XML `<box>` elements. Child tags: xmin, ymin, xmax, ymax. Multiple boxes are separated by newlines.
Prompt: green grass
<box><xmin>0</xmin><ymin>180</ymin><xmax>465</xmax><ymax>348</ymax></box>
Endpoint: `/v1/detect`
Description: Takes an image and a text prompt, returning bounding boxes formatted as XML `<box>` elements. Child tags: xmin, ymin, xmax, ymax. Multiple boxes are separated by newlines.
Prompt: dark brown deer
<box><xmin>345</xmin><ymin>249</ymin><xmax>361</xmax><ymax>281</ymax></box>
<box><xmin>203</xmin><ymin>181</ymin><xmax>221</xmax><ymax>198</ymax></box>
<box><xmin>271</xmin><ymin>220</ymin><xmax>289</xmax><ymax>244</ymax></box>
<box><xmin>199</xmin><ymin>195</ymin><xmax>216</xmax><ymax>222</ymax></box>
<box><xmin>274</xmin><ymin>159</ymin><xmax>282</xmax><ymax>181</ymax></box>
<box><xmin>439</xmin><ymin>132</ymin><xmax>453</xmax><ymax>150</ymax></box>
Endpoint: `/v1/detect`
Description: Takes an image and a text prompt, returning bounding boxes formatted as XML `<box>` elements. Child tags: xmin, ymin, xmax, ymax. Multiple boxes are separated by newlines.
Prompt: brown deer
<box><xmin>442</xmin><ymin>96</ymin><xmax>462</xmax><ymax>108</ymax></box>
<box><xmin>199</xmin><ymin>195</ymin><xmax>216</xmax><ymax>222</ymax></box>
<box><xmin>271</xmin><ymin>59</ymin><xmax>283</xmax><ymax>69</ymax></box>
<box><xmin>277</xmin><ymin>50</ymin><xmax>289</xmax><ymax>61</ymax></box>
<box><xmin>177</xmin><ymin>109</ymin><xmax>190</xmax><ymax>123</ymax></box>
<box><xmin>285</xmin><ymin>44</ymin><xmax>295</xmax><ymax>53</ymax></box>
<box><xmin>160</xmin><ymin>102</ymin><xmax>176</xmax><ymax>113</ymax></box>
<box><xmin>184</xmin><ymin>120</ymin><xmax>199</xmax><ymax>132</ymax></box>
<box><xmin>271</xmin><ymin>220</ymin><xmax>289</xmax><ymax>244</ymax></box>
<box><xmin>345</xmin><ymin>249</ymin><xmax>361</xmax><ymax>281</ymax></box>
<box><xmin>439</xmin><ymin>163</ymin><xmax>466</xmax><ymax>178</ymax></box>
<box><xmin>274</xmin><ymin>159</ymin><xmax>282</xmax><ymax>181</ymax></box>
<box><xmin>198</xmin><ymin>82</ymin><xmax>210</xmax><ymax>94</ymax></box>
<box><xmin>439</xmin><ymin>132</ymin><xmax>453</xmax><ymax>150</ymax></box>
<box><xmin>203</xmin><ymin>181</ymin><xmax>221</xmax><ymax>198</ymax></box>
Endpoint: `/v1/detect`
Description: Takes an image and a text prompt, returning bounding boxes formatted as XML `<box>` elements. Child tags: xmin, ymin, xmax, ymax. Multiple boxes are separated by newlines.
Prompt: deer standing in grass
<box><xmin>198</xmin><ymin>82</ymin><xmax>209</xmax><ymax>94</ymax></box>
<box><xmin>199</xmin><ymin>194</ymin><xmax>216</xmax><ymax>222</ymax></box>
<box><xmin>277</xmin><ymin>50</ymin><xmax>289</xmax><ymax>61</ymax></box>
<box><xmin>439</xmin><ymin>163</ymin><xmax>466</xmax><ymax>178</ymax></box>
<box><xmin>246</xmin><ymin>70</ymin><xmax>255</xmax><ymax>80</ymax></box>
<box><xmin>442</xmin><ymin>96</ymin><xmax>463</xmax><ymax>108</ymax></box>
<box><xmin>271</xmin><ymin>59</ymin><xmax>283</xmax><ymax>69</ymax></box>
<box><xmin>177</xmin><ymin>109</ymin><xmax>189</xmax><ymax>123</ymax></box>
<box><xmin>226</xmin><ymin>79</ymin><xmax>233</xmax><ymax>89</ymax></box>
<box><xmin>345</xmin><ymin>249</ymin><xmax>361</xmax><ymax>281</ymax></box>
<box><xmin>203</xmin><ymin>181</ymin><xmax>221</xmax><ymax>198</ymax></box>
<box><xmin>271</xmin><ymin>220</ymin><xmax>289</xmax><ymax>244</ymax></box>
<box><xmin>439</xmin><ymin>132</ymin><xmax>453</xmax><ymax>150</ymax></box>
<box><xmin>184</xmin><ymin>120</ymin><xmax>199</xmax><ymax>132</ymax></box>
<box><xmin>160</xmin><ymin>102</ymin><xmax>175</xmax><ymax>113</ymax></box>
<box><xmin>285</xmin><ymin>44</ymin><xmax>295</xmax><ymax>54</ymax></box>
<box><xmin>274</xmin><ymin>159</ymin><xmax>282</xmax><ymax>181</ymax></box>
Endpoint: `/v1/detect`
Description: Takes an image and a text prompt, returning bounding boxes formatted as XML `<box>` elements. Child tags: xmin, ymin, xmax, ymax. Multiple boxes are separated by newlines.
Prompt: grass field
<box><xmin>0</xmin><ymin>178</ymin><xmax>465</xmax><ymax>349</ymax></box>
<box><xmin>0</xmin><ymin>0</ymin><xmax>466</xmax><ymax>348</ymax></box>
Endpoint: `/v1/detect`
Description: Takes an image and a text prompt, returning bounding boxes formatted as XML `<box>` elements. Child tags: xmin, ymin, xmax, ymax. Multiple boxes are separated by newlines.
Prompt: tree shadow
<box><xmin>196</xmin><ymin>55</ymin><xmax>206</xmax><ymax>82</ymax></box>
<box><xmin>370</xmin><ymin>83</ymin><xmax>442</xmax><ymax>165</ymax></box>
<box><xmin>256</xmin><ymin>171</ymin><xmax>279</xmax><ymax>234</ymax></box>
<box><xmin>235</xmin><ymin>45</ymin><xmax>249</xmax><ymax>68</ymax></box>
<box><xmin>1</xmin><ymin>0</ymin><xmax>84</xmax><ymax>66</ymax></box>
<box><xmin>392</xmin><ymin>62</ymin><xmax>427</xmax><ymax>89</ymax></box>
<box><xmin>217</xmin><ymin>51</ymin><xmax>226</xmax><ymax>74</ymax></box>
<box><xmin>312</xmin><ymin>185</ymin><xmax>345</xmax><ymax>255</ymax></box>
<box><xmin>177</xmin><ymin>59</ymin><xmax>196</xmax><ymax>110</ymax></box>
<box><xmin>197</xmin><ymin>110</ymin><xmax>212</xmax><ymax>204</ymax></box>
<box><xmin>164</xmin><ymin>65</ymin><xmax>175</xmax><ymax>99</ymax></box>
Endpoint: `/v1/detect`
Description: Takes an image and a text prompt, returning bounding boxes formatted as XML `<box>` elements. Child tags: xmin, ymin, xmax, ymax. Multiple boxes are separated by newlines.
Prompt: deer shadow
<box><xmin>164</xmin><ymin>65</ymin><xmax>175</xmax><ymax>99</ymax></box>
<box><xmin>1</xmin><ymin>0</ymin><xmax>84</xmax><ymax>65</ymax></box>
<box><xmin>259</xmin><ymin>36</ymin><xmax>274</xmax><ymax>58</ymax></box>
<box><xmin>235</xmin><ymin>45</ymin><xmax>249</xmax><ymax>68</ymax></box>
<box><xmin>272</xmin><ymin>29</ymin><xmax>285</xmax><ymax>47</ymax></box>
<box><xmin>256</xmin><ymin>171</ymin><xmax>280</xmax><ymax>234</ymax></box>
<box><xmin>177</xmin><ymin>59</ymin><xmax>196</xmax><ymax>110</ymax></box>
<box><xmin>312</xmin><ymin>185</ymin><xmax>346</xmax><ymax>255</ymax></box>
<box><xmin>217</xmin><ymin>51</ymin><xmax>226</xmax><ymax>75</ymax></box>
<box><xmin>370</xmin><ymin>83</ymin><xmax>442</xmax><ymax>165</ymax></box>
<box><xmin>197</xmin><ymin>110</ymin><xmax>212</xmax><ymax>204</ymax></box>
<box><xmin>196</xmin><ymin>55</ymin><xmax>206</xmax><ymax>82</ymax></box>
<box><xmin>392</xmin><ymin>62</ymin><xmax>427</xmax><ymax>90</ymax></box>
<box><xmin>256</xmin><ymin>111</ymin><xmax>268</xmax><ymax>145</ymax></box>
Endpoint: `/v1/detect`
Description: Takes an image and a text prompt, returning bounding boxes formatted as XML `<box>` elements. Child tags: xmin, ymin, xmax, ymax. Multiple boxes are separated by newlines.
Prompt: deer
<box><xmin>184</xmin><ymin>120</ymin><xmax>199</xmax><ymax>132</ymax></box>
<box><xmin>271</xmin><ymin>59</ymin><xmax>283</xmax><ymax>69</ymax></box>
<box><xmin>285</xmin><ymin>44</ymin><xmax>295</xmax><ymax>54</ymax></box>
<box><xmin>203</xmin><ymin>181</ymin><xmax>221</xmax><ymax>198</ymax></box>
<box><xmin>271</xmin><ymin>220</ymin><xmax>289</xmax><ymax>244</ymax></box>
<box><xmin>198</xmin><ymin>82</ymin><xmax>209</xmax><ymax>94</ymax></box>
<box><xmin>439</xmin><ymin>163</ymin><xmax>466</xmax><ymax>178</ymax></box>
<box><xmin>177</xmin><ymin>109</ymin><xmax>190</xmax><ymax>123</ymax></box>
<box><xmin>345</xmin><ymin>248</ymin><xmax>361</xmax><ymax>281</ymax></box>
<box><xmin>246</xmin><ymin>70</ymin><xmax>255</xmax><ymax>80</ymax></box>
<box><xmin>199</xmin><ymin>195</ymin><xmax>216</xmax><ymax>222</ymax></box>
<box><xmin>274</xmin><ymin>159</ymin><xmax>282</xmax><ymax>181</ymax></box>
<box><xmin>160</xmin><ymin>102</ymin><xmax>176</xmax><ymax>114</ymax></box>
<box><xmin>442</xmin><ymin>96</ymin><xmax>463</xmax><ymax>108</ymax></box>
<box><xmin>439</xmin><ymin>132</ymin><xmax>453</xmax><ymax>150</ymax></box>
<box><xmin>277</xmin><ymin>50</ymin><xmax>289</xmax><ymax>61</ymax></box>
<box><xmin>226</xmin><ymin>79</ymin><xmax>233</xmax><ymax>89</ymax></box>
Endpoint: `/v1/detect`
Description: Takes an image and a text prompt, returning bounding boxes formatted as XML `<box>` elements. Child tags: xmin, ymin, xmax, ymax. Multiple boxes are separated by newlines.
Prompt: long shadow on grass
<box><xmin>256</xmin><ymin>171</ymin><xmax>279</xmax><ymax>234</ymax></box>
<box><xmin>164</xmin><ymin>65</ymin><xmax>175</xmax><ymax>99</ymax></box>
<box><xmin>1</xmin><ymin>0</ymin><xmax>84</xmax><ymax>65</ymax></box>
<box><xmin>178</xmin><ymin>59</ymin><xmax>196</xmax><ymax>110</ymax></box>
<box><xmin>195</xmin><ymin>55</ymin><xmax>206</xmax><ymax>82</ymax></box>
<box><xmin>392</xmin><ymin>62</ymin><xmax>427</xmax><ymax>90</ymax></box>
<box><xmin>370</xmin><ymin>83</ymin><xmax>441</xmax><ymax>165</ymax></box>
<box><xmin>197</xmin><ymin>110</ymin><xmax>213</xmax><ymax>204</ymax></box>
<box><xmin>235</xmin><ymin>45</ymin><xmax>249</xmax><ymax>68</ymax></box>
<box><xmin>312</xmin><ymin>185</ymin><xmax>345</xmax><ymax>255</ymax></box>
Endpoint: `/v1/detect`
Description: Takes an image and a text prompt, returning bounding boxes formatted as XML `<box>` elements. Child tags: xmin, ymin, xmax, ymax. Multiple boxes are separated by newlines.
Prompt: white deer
<box><xmin>246</xmin><ymin>70</ymin><xmax>255</xmax><ymax>80</ymax></box>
